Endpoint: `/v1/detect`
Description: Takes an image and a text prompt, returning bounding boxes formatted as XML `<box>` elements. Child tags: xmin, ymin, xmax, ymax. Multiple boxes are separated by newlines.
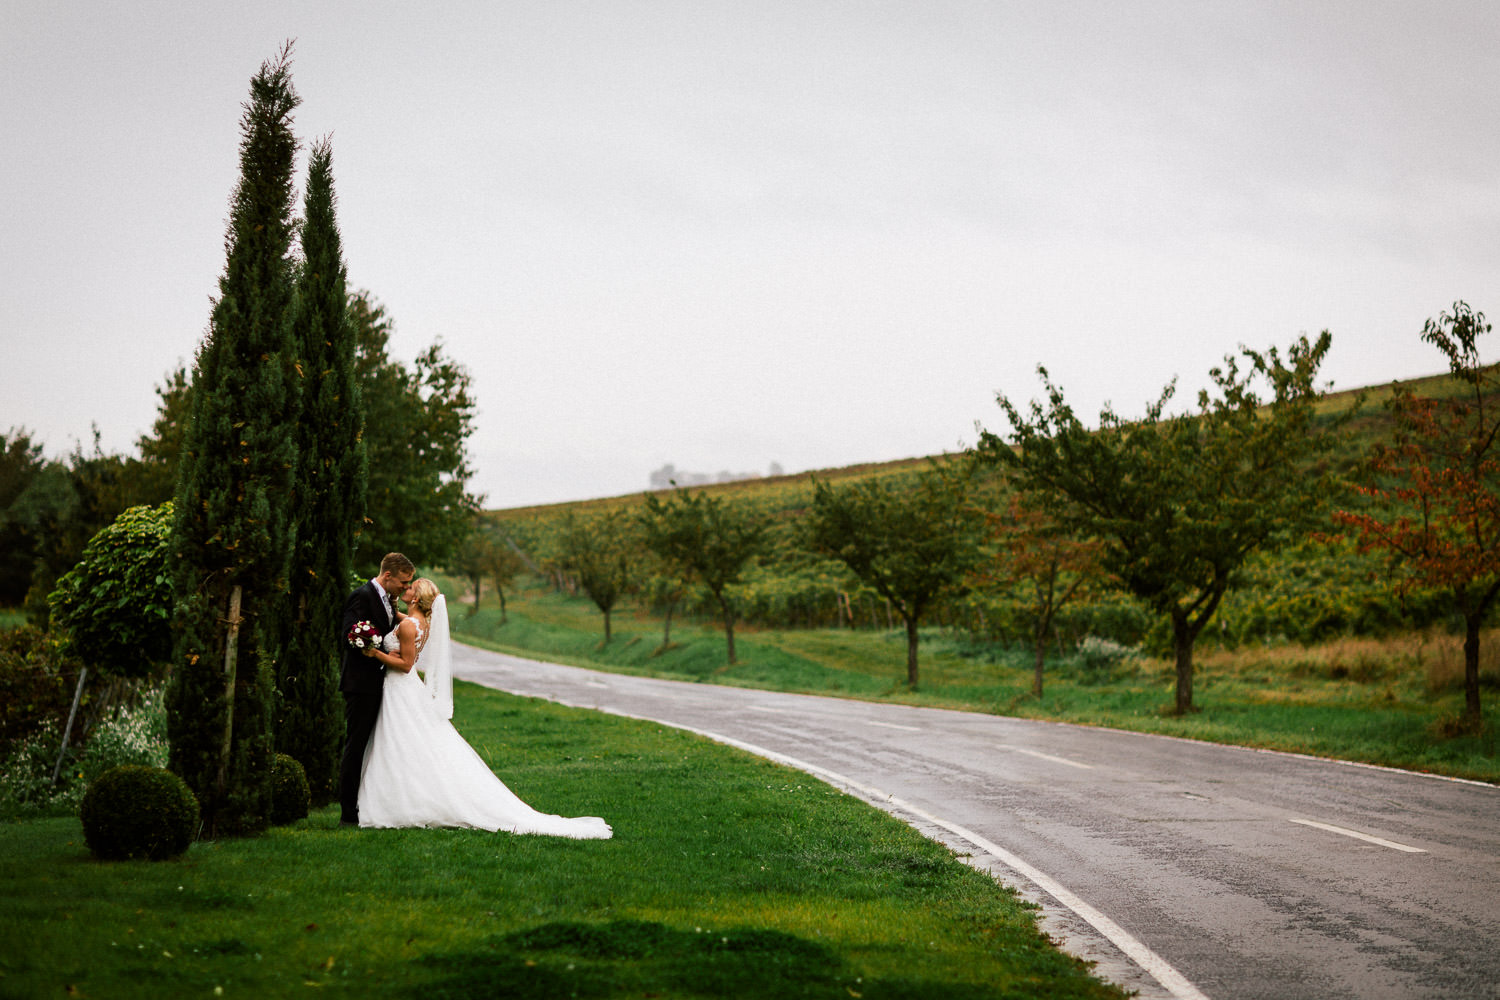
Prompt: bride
<box><xmin>356</xmin><ymin>578</ymin><xmax>612</xmax><ymax>839</ymax></box>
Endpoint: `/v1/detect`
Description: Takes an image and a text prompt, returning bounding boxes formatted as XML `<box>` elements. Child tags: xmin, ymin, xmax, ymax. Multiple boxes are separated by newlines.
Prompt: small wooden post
<box><xmin>215</xmin><ymin>585</ymin><xmax>243</xmax><ymax>800</ymax></box>
<box><xmin>50</xmin><ymin>667</ymin><xmax>88</xmax><ymax>785</ymax></box>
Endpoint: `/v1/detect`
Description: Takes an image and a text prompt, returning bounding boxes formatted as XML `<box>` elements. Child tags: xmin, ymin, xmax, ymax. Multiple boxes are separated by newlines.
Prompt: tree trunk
<box><xmin>470</xmin><ymin>576</ymin><xmax>482</xmax><ymax>615</ymax></box>
<box><xmin>905</xmin><ymin>616</ymin><xmax>920</xmax><ymax>689</ymax></box>
<box><xmin>718</xmin><ymin>593</ymin><xmax>737</xmax><ymax>665</ymax></box>
<box><xmin>1463</xmin><ymin>612</ymin><xmax>1483</xmax><ymax>726</ymax></box>
<box><xmin>660</xmin><ymin>598</ymin><xmax>675</xmax><ymax>651</ymax></box>
<box><xmin>603</xmin><ymin>607</ymin><xmax>612</xmax><ymax>644</ymax></box>
<box><xmin>1032</xmin><ymin>603</ymin><xmax>1054</xmax><ymax>699</ymax></box>
<box><xmin>1171</xmin><ymin>610</ymin><xmax>1195</xmax><ymax>714</ymax></box>
<box><xmin>497</xmin><ymin>587</ymin><xmax>508</xmax><ymax>624</ymax></box>
<box><xmin>216</xmin><ymin>585</ymin><xmax>244</xmax><ymax>803</ymax></box>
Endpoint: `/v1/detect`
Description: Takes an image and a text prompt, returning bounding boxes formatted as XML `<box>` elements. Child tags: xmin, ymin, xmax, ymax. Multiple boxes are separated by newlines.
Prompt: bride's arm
<box><xmin>368</xmin><ymin>619</ymin><xmax>417</xmax><ymax>674</ymax></box>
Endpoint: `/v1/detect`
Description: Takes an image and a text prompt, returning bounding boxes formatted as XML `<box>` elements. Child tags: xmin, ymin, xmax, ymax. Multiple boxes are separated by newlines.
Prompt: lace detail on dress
<box><xmin>412</xmin><ymin>617</ymin><xmax>429</xmax><ymax>662</ymax></box>
<box><xmin>381</xmin><ymin>617</ymin><xmax>428</xmax><ymax>660</ymax></box>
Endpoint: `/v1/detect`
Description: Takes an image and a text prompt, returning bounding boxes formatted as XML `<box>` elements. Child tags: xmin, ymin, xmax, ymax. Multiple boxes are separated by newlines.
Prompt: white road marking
<box><xmin>1289</xmin><ymin>818</ymin><xmax>1427</xmax><ymax>853</ymax></box>
<box><xmin>1000</xmin><ymin>744</ymin><xmax>1094</xmax><ymax>769</ymax></box>
<box><xmin>681</xmin><ymin>727</ymin><xmax>1211</xmax><ymax>1000</ymax></box>
<box><xmin>747</xmin><ymin>705</ymin><xmax>787</xmax><ymax>713</ymax></box>
<box><xmin>866</xmin><ymin>720</ymin><xmax>921</xmax><ymax>731</ymax></box>
<box><xmin>585</xmin><ymin>680</ymin><xmax>610</xmax><ymax>688</ymax></box>
<box><xmin>458</xmin><ymin>675</ymin><xmax>1207</xmax><ymax>998</ymax></box>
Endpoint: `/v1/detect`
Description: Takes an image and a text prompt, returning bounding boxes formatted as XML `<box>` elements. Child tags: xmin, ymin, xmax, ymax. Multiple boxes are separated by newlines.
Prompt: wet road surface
<box><xmin>453</xmin><ymin>644</ymin><xmax>1500</xmax><ymax>1000</ymax></box>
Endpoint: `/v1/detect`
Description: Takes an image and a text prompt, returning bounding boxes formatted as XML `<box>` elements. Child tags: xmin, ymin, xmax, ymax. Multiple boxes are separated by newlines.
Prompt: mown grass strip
<box><xmin>0</xmin><ymin>685</ymin><xmax>1124</xmax><ymax>999</ymax></box>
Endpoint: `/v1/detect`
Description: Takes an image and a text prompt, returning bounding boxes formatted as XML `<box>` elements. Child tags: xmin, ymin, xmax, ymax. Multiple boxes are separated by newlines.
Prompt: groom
<box><xmin>338</xmin><ymin>552</ymin><xmax>415</xmax><ymax>826</ymax></box>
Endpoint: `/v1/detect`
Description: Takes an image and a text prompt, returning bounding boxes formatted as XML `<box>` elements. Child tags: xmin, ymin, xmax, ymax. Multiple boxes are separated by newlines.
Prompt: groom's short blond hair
<box><xmin>380</xmin><ymin>552</ymin><xmax>415</xmax><ymax>576</ymax></box>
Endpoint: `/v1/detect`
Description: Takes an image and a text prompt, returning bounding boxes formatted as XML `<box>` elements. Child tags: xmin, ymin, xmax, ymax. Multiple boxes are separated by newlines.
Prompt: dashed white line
<box><xmin>1000</xmin><ymin>744</ymin><xmax>1094</xmax><ymax>769</ymax></box>
<box><xmin>1289</xmin><ymin>818</ymin><xmax>1427</xmax><ymax>853</ymax></box>
<box><xmin>866</xmin><ymin>720</ymin><xmax>921</xmax><ymax>732</ymax></box>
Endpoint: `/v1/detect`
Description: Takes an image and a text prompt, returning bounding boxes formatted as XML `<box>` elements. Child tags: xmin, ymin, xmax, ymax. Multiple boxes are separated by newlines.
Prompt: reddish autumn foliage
<box><xmin>976</xmin><ymin>494</ymin><xmax>1105</xmax><ymax>697</ymax></box>
<box><xmin>1334</xmin><ymin>302</ymin><xmax>1498</xmax><ymax>727</ymax></box>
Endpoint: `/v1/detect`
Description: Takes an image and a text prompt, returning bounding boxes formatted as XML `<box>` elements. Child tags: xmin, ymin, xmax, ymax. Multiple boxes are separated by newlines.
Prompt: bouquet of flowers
<box><xmin>347</xmin><ymin>620</ymin><xmax>382</xmax><ymax>651</ymax></box>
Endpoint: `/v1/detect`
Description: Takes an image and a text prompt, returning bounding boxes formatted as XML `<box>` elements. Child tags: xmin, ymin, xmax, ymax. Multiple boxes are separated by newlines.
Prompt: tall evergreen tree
<box><xmin>168</xmin><ymin>45</ymin><xmax>301</xmax><ymax>837</ymax></box>
<box><xmin>273</xmin><ymin>137</ymin><xmax>366</xmax><ymax>804</ymax></box>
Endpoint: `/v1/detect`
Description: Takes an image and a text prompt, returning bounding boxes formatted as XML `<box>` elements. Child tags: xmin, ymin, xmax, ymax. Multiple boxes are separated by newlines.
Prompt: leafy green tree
<box><xmin>979</xmin><ymin>333</ymin><xmax>1345</xmax><ymax>714</ymax></box>
<box><xmin>272</xmin><ymin>137</ymin><xmax>365</xmax><ymax>804</ymax></box>
<box><xmin>0</xmin><ymin>430</ymin><xmax>66</xmax><ymax>609</ymax></box>
<box><xmin>559</xmin><ymin>508</ymin><xmax>639</xmax><ymax>643</ymax></box>
<box><xmin>640</xmin><ymin>488</ymin><xmax>766</xmax><ymax>665</ymax></box>
<box><xmin>134</xmin><ymin>294</ymin><xmax>482</xmax><ymax>575</ymax></box>
<box><xmin>804</xmin><ymin>464</ymin><xmax>982</xmax><ymax>688</ymax></box>
<box><xmin>49</xmin><ymin>503</ymin><xmax>176</xmax><ymax>679</ymax></box>
<box><xmin>349</xmin><ymin>292</ymin><xmax>481</xmax><ymax>567</ymax></box>
<box><xmin>23</xmin><ymin>431</ymin><xmax>161</xmax><ymax>624</ymax></box>
<box><xmin>44</xmin><ymin>501</ymin><xmax>177</xmax><ymax>791</ymax></box>
<box><xmin>448</xmin><ymin>519</ymin><xmax>527</xmax><ymax>618</ymax></box>
<box><xmin>167</xmin><ymin>46</ymin><xmax>301</xmax><ymax>837</ymax></box>
<box><xmin>1335</xmin><ymin>303</ymin><xmax>1499</xmax><ymax>728</ymax></box>
<box><xmin>975</xmin><ymin>492</ymin><xmax>1105</xmax><ymax>697</ymax></box>
<box><xmin>488</xmin><ymin>543</ymin><xmax>528</xmax><ymax>625</ymax></box>
<box><xmin>639</xmin><ymin>558</ymin><xmax>689</xmax><ymax>653</ymax></box>
<box><xmin>447</xmin><ymin>518</ymin><xmax>499</xmax><ymax>615</ymax></box>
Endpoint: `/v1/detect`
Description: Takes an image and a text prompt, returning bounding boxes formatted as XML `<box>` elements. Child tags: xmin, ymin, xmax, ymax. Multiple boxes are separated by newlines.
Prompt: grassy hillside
<box><xmin>458</xmin><ymin>367</ymin><xmax>1497</xmax><ymax>781</ymax></box>
<box><xmin>486</xmin><ymin>368</ymin><xmax>1483</xmax><ymax>649</ymax></box>
<box><xmin>493</xmin><ymin>366</ymin><xmax>1458</xmax><ymax>520</ymax></box>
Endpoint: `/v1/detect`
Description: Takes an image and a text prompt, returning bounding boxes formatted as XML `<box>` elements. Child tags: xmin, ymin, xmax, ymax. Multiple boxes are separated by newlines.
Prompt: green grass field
<box><xmin>0</xmin><ymin>685</ymin><xmax>1123</xmax><ymax>999</ymax></box>
<box><xmin>452</xmin><ymin>582</ymin><xmax>1500</xmax><ymax>784</ymax></box>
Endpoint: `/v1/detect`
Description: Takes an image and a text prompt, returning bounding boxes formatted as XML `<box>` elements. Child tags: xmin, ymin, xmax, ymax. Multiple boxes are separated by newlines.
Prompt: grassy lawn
<box><xmin>1</xmin><ymin>684</ymin><xmax>1123</xmax><ymax>1000</ymax></box>
<box><xmin>452</xmin><ymin>583</ymin><xmax>1500</xmax><ymax>784</ymax></box>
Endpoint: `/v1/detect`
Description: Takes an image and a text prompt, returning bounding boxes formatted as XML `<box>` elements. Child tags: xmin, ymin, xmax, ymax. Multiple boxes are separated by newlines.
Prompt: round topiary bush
<box><xmin>270</xmin><ymin>753</ymin><xmax>310</xmax><ymax>826</ymax></box>
<box><xmin>80</xmin><ymin>765</ymin><xmax>198</xmax><ymax>861</ymax></box>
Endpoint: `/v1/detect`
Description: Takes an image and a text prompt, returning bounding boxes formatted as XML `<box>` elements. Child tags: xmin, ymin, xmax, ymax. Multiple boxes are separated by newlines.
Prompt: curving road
<box><xmin>453</xmin><ymin>643</ymin><xmax>1500</xmax><ymax>1000</ymax></box>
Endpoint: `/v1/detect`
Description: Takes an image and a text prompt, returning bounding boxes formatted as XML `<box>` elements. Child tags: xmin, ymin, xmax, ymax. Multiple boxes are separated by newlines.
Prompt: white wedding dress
<box><xmin>357</xmin><ymin>595</ymin><xmax>612</xmax><ymax>839</ymax></box>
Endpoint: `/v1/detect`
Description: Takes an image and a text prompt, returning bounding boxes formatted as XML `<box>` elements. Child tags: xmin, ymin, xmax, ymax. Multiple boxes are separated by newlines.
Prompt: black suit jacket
<box><xmin>340</xmin><ymin>581</ymin><xmax>394</xmax><ymax>694</ymax></box>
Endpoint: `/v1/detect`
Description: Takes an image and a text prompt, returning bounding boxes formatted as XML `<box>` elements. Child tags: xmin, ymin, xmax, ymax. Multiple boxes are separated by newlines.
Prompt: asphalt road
<box><xmin>452</xmin><ymin>643</ymin><xmax>1500</xmax><ymax>1000</ymax></box>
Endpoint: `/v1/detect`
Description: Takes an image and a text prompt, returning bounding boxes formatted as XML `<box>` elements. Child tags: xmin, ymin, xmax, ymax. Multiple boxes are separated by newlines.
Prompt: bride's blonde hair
<box><xmin>408</xmin><ymin>578</ymin><xmax>440</xmax><ymax>615</ymax></box>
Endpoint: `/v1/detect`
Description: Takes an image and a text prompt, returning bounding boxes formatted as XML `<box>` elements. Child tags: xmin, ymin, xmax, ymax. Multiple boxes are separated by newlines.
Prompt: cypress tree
<box><xmin>275</xmin><ymin>137</ymin><xmax>366</xmax><ymax>804</ymax></box>
<box><xmin>168</xmin><ymin>45</ymin><xmax>301</xmax><ymax>837</ymax></box>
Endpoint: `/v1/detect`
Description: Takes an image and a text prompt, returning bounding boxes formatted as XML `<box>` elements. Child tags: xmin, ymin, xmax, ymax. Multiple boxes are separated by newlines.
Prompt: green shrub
<box><xmin>0</xmin><ymin>625</ymin><xmax>83</xmax><ymax>751</ymax></box>
<box><xmin>270</xmin><ymin>753</ymin><xmax>310</xmax><ymax>826</ymax></box>
<box><xmin>75</xmin><ymin>684</ymin><xmax>168</xmax><ymax>786</ymax></box>
<box><xmin>1</xmin><ymin>681</ymin><xmax>172</xmax><ymax>819</ymax></box>
<box><xmin>80</xmin><ymin>765</ymin><xmax>198</xmax><ymax>861</ymax></box>
<box><xmin>1072</xmin><ymin>635</ymin><xmax>1136</xmax><ymax>684</ymax></box>
<box><xmin>0</xmin><ymin>723</ymin><xmax>79</xmax><ymax>816</ymax></box>
<box><xmin>49</xmin><ymin>503</ymin><xmax>175</xmax><ymax>680</ymax></box>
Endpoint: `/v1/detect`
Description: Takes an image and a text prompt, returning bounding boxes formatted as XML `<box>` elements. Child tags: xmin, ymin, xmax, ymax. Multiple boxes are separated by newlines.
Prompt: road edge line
<box><xmin>643</xmin><ymin>717</ymin><xmax>1213</xmax><ymax>1000</ymax></box>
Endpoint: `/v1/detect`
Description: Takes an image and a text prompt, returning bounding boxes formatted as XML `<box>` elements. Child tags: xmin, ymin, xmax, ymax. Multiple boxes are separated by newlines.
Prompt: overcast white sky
<box><xmin>5</xmin><ymin>1</ymin><xmax>1498</xmax><ymax>509</ymax></box>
